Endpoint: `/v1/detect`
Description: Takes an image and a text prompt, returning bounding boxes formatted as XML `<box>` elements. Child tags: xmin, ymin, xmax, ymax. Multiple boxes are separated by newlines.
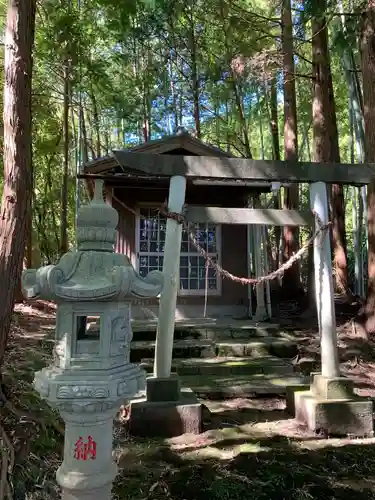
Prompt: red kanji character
<box><xmin>74</xmin><ymin>436</ymin><xmax>97</xmax><ymax>461</ymax></box>
<box><xmin>74</xmin><ymin>437</ymin><xmax>85</xmax><ymax>460</ymax></box>
<box><xmin>86</xmin><ymin>436</ymin><xmax>97</xmax><ymax>460</ymax></box>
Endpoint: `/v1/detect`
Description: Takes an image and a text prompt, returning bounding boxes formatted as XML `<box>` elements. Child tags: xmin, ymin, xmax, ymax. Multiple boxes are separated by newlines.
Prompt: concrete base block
<box><xmin>295</xmin><ymin>390</ymin><xmax>374</xmax><ymax>437</ymax></box>
<box><xmin>61</xmin><ymin>484</ymin><xmax>112</xmax><ymax>500</ymax></box>
<box><xmin>285</xmin><ymin>383</ymin><xmax>310</xmax><ymax>416</ymax></box>
<box><xmin>146</xmin><ymin>375</ymin><xmax>180</xmax><ymax>402</ymax></box>
<box><xmin>129</xmin><ymin>389</ymin><xmax>203</xmax><ymax>438</ymax></box>
<box><xmin>309</xmin><ymin>371</ymin><xmax>320</xmax><ymax>382</ymax></box>
<box><xmin>312</xmin><ymin>374</ymin><xmax>354</xmax><ymax>400</ymax></box>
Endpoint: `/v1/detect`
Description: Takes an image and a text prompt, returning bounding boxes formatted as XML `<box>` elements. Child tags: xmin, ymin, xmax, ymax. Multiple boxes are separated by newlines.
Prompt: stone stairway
<box><xmin>130</xmin><ymin>337</ymin><xmax>297</xmax><ymax>361</ymax></box>
<box><xmin>139</xmin><ymin>356</ymin><xmax>293</xmax><ymax>376</ymax></box>
<box><xmin>130</xmin><ymin>321</ymin><xmax>306</xmax><ymax>398</ymax></box>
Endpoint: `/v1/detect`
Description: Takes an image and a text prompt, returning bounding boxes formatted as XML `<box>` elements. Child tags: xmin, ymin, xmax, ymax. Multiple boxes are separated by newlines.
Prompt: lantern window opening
<box><xmin>76</xmin><ymin>315</ymin><xmax>101</xmax><ymax>341</ymax></box>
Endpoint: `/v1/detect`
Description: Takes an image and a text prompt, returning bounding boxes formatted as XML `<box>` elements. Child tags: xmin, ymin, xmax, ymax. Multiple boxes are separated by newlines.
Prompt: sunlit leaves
<box><xmin>21</xmin><ymin>0</ymin><xmax>365</xmax><ymax>265</ymax></box>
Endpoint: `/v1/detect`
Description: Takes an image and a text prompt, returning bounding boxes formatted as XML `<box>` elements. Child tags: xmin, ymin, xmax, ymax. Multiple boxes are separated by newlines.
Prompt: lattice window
<box><xmin>136</xmin><ymin>207</ymin><xmax>221</xmax><ymax>295</ymax></box>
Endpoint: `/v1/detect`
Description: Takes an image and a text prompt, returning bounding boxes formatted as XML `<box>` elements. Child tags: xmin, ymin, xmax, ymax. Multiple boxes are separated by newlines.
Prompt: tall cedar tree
<box><xmin>0</xmin><ymin>0</ymin><xmax>36</xmax><ymax>368</ymax></box>
<box><xmin>359</xmin><ymin>0</ymin><xmax>375</xmax><ymax>333</ymax></box>
<box><xmin>282</xmin><ymin>0</ymin><xmax>301</xmax><ymax>297</ymax></box>
<box><xmin>269</xmin><ymin>75</ymin><xmax>282</xmax><ymax>270</ymax></box>
<box><xmin>311</xmin><ymin>0</ymin><xmax>348</xmax><ymax>294</ymax></box>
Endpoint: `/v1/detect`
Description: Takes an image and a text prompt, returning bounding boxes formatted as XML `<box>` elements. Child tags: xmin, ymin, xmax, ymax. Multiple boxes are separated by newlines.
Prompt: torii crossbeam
<box><xmin>105</xmin><ymin>151</ymin><xmax>375</xmax><ymax>185</ymax></box>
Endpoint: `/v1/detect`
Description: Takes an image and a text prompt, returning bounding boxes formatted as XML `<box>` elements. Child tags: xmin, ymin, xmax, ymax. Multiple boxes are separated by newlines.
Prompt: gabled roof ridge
<box><xmin>127</xmin><ymin>131</ymin><xmax>233</xmax><ymax>157</ymax></box>
<box><xmin>183</xmin><ymin>133</ymin><xmax>234</xmax><ymax>157</ymax></box>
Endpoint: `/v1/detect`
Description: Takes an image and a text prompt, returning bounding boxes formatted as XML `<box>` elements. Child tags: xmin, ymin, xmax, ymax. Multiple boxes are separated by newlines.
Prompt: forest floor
<box><xmin>2</xmin><ymin>300</ymin><xmax>375</xmax><ymax>499</ymax></box>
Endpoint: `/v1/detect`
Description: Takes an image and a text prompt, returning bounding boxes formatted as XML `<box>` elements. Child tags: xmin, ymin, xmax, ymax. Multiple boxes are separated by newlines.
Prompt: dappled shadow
<box><xmin>11</xmin><ymin>302</ymin><xmax>56</xmax><ymax>349</ymax></box>
<box><xmin>210</xmin><ymin>406</ymin><xmax>289</xmax><ymax>427</ymax></box>
<box><xmin>205</xmin><ymin>397</ymin><xmax>289</xmax><ymax>429</ymax></box>
<box><xmin>113</xmin><ymin>388</ymin><xmax>375</xmax><ymax>498</ymax></box>
<box><xmin>114</xmin><ymin>430</ymin><xmax>375</xmax><ymax>500</ymax></box>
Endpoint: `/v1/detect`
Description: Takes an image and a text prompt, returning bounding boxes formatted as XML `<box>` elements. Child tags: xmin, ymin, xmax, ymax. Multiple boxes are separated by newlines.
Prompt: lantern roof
<box><xmin>22</xmin><ymin>180</ymin><xmax>163</xmax><ymax>302</ymax></box>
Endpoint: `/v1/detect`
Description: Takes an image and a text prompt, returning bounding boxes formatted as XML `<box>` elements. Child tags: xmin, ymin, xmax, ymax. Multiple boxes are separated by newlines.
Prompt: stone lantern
<box><xmin>22</xmin><ymin>180</ymin><xmax>163</xmax><ymax>500</ymax></box>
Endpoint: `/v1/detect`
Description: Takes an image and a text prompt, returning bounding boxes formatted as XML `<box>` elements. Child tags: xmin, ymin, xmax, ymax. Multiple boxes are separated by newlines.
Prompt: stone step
<box><xmin>130</xmin><ymin>339</ymin><xmax>215</xmax><ymax>362</ymax></box>
<box><xmin>179</xmin><ymin>373</ymin><xmax>307</xmax><ymax>399</ymax></box>
<box><xmin>140</xmin><ymin>356</ymin><xmax>293</xmax><ymax>376</ymax></box>
<box><xmin>131</xmin><ymin>321</ymin><xmax>288</xmax><ymax>342</ymax></box>
<box><xmin>215</xmin><ymin>339</ymin><xmax>296</xmax><ymax>358</ymax></box>
<box><xmin>130</xmin><ymin>337</ymin><xmax>297</xmax><ymax>363</ymax></box>
<box><xmin>132</xmin><ymin>319</ymin><xmax>280</xmax><ymax>333</ymax></box>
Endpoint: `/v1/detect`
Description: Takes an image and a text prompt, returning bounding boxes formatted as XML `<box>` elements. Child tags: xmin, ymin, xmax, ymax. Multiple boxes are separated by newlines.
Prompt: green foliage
<box><xmin>1</xmin><ymin>0</ymin><xmax>364</xmax><ymax>276</ymax></box>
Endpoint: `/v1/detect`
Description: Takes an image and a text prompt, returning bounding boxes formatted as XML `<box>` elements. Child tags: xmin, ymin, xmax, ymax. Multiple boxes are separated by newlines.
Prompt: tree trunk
<box><xmin>281</xmin><ymin>0</ymin><xmax>301</xmax><ymax>298</ymax></box>
<box><xmin>142</xmin><ymin>90</ymin><xmax>150</xmax><ymax>143</ymax></box>
<box><xmin>358</xmin><ymin>1</ymin><xmax>375</xmax><ymax>333</ymax></box>
<box><xmin>170</xmin><ymin>59</ymin><xmax>179</xmax><ymax>133</ymax></box>
<box><xmin>189</xmin><ymin>10</ymin><xmax>201</xmax><ymax>139</ymax></box>
<box><xmin>0</xmin><ymin>0</ymin><xmax>36</xmax><ymax>368</ymax></box>
<box><xmin>269</xmin><ymin>76</ymin><xmax>280</xmax><ymax>161</ymax></box>
<box><xmin>60</xmin><ymin>64</ymin><xmax>70</xmax><ymax>256</ymax></box>
<box><xmin>312</xmin><ymin>0</ymin><xmax>348</xmax><ymax>295</ymax></box>
<box><xmin>269</xmin><ymin>76</ymin><xmax>282</xmax><ymax>270</ymax></box>
<box><xmin>225</xmin><ymin>100</ymin><xmax>231</xmax><ymax>152</ymax></box>
<box><xmin>257</xmin><ymin>90</ymin><xmax>265</xmax><ymax>159</ymax></box>
<box><xmin>80</xmin><ymin>103</ymin><xmax>89</xmax><ymax>163</ymax></box>
<box><xmin>24</xmin><ymin>182</ymin><xmax>33</xmax><ymax>269</ymax></box>
<box><xmin>16</xmin><ymin>163</ymin><xmax>33</xmax><ymax>303</ymax></box>
<box><xmin>91</xmin><ymin>89</ymin><xmax>101</xmax><ymax>157</ymax></box>
<box><xmin>104</xmin><ymin>129</ymin><xmax>110</xmax><ymax>155</ymax></box>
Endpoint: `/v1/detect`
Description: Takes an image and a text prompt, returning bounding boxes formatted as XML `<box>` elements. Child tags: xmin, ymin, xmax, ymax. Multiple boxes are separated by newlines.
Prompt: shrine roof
<box><xmin>80</xmin><ymin>130</ymin><xmax>375</xmax><ymax>186</ymax></box>
<box><xmin>81</xmin><ymin>130</ymin><xmax>273</xmax><ymax>189</ymax></box>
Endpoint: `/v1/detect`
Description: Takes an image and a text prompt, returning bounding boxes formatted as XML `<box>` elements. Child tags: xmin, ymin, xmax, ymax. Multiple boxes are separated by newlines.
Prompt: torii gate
<box><xmin>81</xmin><ymin>153</ymin><xmax>375</xmax><ymax>436</ymax></box>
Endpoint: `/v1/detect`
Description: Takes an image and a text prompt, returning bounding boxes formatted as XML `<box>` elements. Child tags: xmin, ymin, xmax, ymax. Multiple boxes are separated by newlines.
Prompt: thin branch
<box><xmin>294</xmin><ymin>51</ymin><xmax>313</xmax><ymax>65</ymax></box>
<box><xmin>231</xmin><ymin>1</ymin><xmax>281</xmax><ymax>25</ymax></box>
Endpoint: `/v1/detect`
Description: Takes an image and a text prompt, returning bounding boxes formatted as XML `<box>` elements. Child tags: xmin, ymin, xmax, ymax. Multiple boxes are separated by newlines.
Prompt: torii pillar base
<box><xmin>128</xmin><ymin>376</ymin><xmax>204</xmax><ymax>438</ymax></box>
<box><xmin>292</xmin><ymin>373</ymin><xmax>373</xmax><ymax>437</ymax></box>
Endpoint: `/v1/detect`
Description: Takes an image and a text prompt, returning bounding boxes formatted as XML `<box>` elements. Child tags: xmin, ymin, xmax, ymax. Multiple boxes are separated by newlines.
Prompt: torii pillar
<box><xmin>291</xmin><ymin>181</ymin><xmax>373</xmax><ymax>436</ymax></box>
<box><xmin>129</xmin><ymin>175</ymin><xmax>203</xmax><ymax>438</ymax></box>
